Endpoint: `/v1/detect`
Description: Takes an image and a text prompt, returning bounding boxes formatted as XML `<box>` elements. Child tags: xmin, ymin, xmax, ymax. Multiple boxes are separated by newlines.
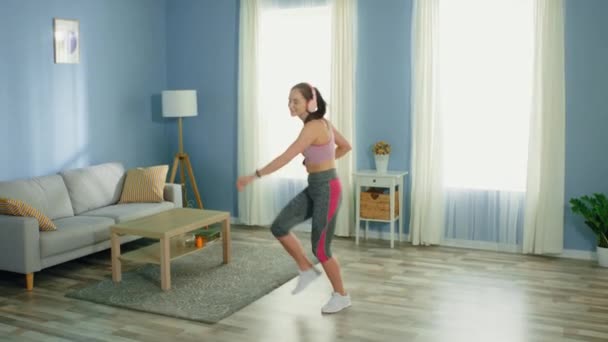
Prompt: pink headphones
<box><xmin>307</xmin><ymin>83</ymin><xmax>318</xmax><ymax>113</ymax></box>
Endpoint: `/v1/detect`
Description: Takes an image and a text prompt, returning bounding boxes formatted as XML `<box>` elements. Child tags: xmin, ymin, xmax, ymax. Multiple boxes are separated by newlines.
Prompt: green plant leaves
<box><xmin>570</xmin><ymin>193</ymin><xmax>608</xmax><ymax>248</ymax></box>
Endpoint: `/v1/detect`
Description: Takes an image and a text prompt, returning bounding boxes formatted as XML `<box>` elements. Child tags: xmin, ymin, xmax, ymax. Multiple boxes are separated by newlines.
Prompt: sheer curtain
<box><xmin>523</xmin><ymin>0</ymin><xmax>565</xmax><ymax>254</ymax></box>
<box><xmin>238</xmin><ymin>0</ymin><xmax>331</xmax><ymax>226</ymax></box>
<box><xmin>409</xmin><ymin>0</ymin><xmax>444</xmax><ymax>246</ymax></box>
<box><xmin>411</xmin><ymin>0</ymin><xmax>565</xmax><ymax>253</ymax></box>
<box><xmin>330</xmin><ymin>0</ymin><xmax>356</xmax><ymax>237</ymax></box>
<box><xmin>237</xmin><ymin>0</ymin><xmax>262</xmax><ymax>225</ymax></box>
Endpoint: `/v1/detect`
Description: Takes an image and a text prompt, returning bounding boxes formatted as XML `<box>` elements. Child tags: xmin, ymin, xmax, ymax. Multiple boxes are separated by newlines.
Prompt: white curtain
<box><xmin>237</xmin><ymin>0</ymin><xmax>262</xmax><ymax>225</ymax></box>
<box><xmin>411</xmin><ymin>0</ymin><xmax>564</xmax><ymax>253</ymax></box>
<box><xmin>330</xmin><ymin>0</ymin><xmax>356</xmax><ymax>237</ymax></box>
<box><xmin>409</xmin><ymin>0</ymin><xmax>444</xmax><ymax>246</ymax></box>
<box><xmin>522</xmin><ymin>0</ymin><xmax>565</xmax><ymax>254</ymax></box>
<box><xmin>239</xmin><ymin>0</ymin><xmax>330</xmax><ymax>226</ymax></box>
<box><xmin>238</xmin><ymin>0</ymin><xmax>355</xmax><ymax>231</ymax></box>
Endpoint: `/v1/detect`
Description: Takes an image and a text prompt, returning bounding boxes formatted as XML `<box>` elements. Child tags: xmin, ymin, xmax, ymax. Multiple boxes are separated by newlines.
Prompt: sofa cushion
<box><xmin>81</xmin><ymin>202</ymin><xmax>175</xmax><ymax>223</ymax></box>
<box><xmin>41</xmin><ymin>216</ymin><xmax>116</xmax><ymax>258</ymax></box>
<box><xmin>0</xmin><ymin>174</ymin><xmax>74</xmax><ymax>220</ymax></box>
<box><xmin>60</xmin><ymin>162</ymin><xmax>125</xmax><ymax>215</ymax></box>
<box><xmin>119</xmin><ymin>165</ymin><xmax>169</xmax><ymax>203</ymax></box>
<box><xmin>0</xmin><ymin>198</ymin><xmax>57</xmax><ymax>231</ymax></box>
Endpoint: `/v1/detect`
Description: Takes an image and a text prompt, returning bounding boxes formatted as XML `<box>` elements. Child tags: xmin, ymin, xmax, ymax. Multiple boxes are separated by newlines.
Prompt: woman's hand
<box><xmin>236</xmin><ymin>174</ymin><xmax>256</xmax><ymax>192</ymax></box>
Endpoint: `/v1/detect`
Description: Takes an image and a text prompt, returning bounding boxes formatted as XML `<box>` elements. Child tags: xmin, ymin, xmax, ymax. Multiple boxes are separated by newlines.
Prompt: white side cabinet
<box><xmin>354</xmin><ymin>170</ymin><xmax>408</xmax><ymax>248</ymax></box>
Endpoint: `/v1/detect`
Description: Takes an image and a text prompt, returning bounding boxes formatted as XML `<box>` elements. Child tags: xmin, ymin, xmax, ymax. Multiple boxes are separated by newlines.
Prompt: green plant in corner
<box><xmin>569</xmin><ymin>193</ymin><xmax>608</xmax><ymax>248</ymax></box>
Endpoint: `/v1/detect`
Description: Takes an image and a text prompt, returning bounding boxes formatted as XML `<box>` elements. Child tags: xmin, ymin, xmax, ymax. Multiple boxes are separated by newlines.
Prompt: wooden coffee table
<box><xmin>110</xmin><ymin>208</ymin><xmax>231</xmax><ymax>291</ymax></box>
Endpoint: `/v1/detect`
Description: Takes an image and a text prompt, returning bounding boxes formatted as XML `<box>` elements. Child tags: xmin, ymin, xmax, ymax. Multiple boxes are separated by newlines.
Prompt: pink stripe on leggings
<box><xmin>316</xmin><ymin>178</ymin><xmax>341</xmax><ymax>262</ymax></box>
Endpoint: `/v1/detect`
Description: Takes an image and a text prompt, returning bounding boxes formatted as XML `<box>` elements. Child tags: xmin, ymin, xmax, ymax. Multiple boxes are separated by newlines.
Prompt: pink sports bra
<box><xmin>303</xmin><ymin>121</ymin><xmax>335</xmax><ymax>165</ymax></box>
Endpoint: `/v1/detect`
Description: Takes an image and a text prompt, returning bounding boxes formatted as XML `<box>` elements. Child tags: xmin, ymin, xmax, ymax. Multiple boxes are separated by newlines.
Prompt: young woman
<box><xmin>236</xmin><ymin>82</ymin><xmax>352</xmax><ymax>314</ymax></box>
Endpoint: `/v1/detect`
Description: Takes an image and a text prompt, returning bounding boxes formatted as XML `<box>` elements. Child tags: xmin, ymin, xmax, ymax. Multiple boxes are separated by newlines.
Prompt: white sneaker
<box><xmin>321</xmin><ymin>292</ymin><xmax>352</xmax><ymax>314</ymax></box>
<box><xmin>291</xmin><ymin>267</ymin><xmax>322</xmax><ymax>295</ymax></box>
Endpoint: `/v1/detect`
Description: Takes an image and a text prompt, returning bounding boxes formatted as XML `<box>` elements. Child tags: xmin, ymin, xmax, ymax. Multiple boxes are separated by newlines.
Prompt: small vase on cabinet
<box><xmin>374</xmin><ymin>154</ymin><xmax>389</xmax><ymax>173</ymax></box>
<box><xmin>373</xmin><ymin>141</ymin><xmax>391</xmax><ymax>173</ymax></box>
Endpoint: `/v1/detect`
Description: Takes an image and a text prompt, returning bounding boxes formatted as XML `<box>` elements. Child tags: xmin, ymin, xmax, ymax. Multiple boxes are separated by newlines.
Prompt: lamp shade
<box><xmin>162</xmin><ymin>90</ymin><xmax>198</xmax><ymax>118</ymax></box>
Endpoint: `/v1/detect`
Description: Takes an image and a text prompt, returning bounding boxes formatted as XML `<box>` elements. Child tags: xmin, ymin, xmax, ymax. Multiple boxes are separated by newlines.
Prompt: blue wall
<box><xmin>164</xmin><ymin>0</ymin><xmax>414</xmax><ymax>216</ymax></box>
<box><xmin>2</xmin><ymin>0</ymin><xmax>606</xmax><ymax>252</ymax></box>
<box><xmin>563</xmin><ymin>0</ymin><xmax>608</xmax><ymax>251</ymax></box>
<box><xmin>0</xmin><ymin>0</ymin><xmax>168</xmax><ymax>181</ymax></box>
<box><xmin>356</xmin><ymin>0</ymin><xmax>413</xmax><ymax>235</ymax></box>
<box><xmin>351</xmin><ymin>0</ymin><xmax>608</xmax><ymax>252</ymax></box>
<box><xmin>166</xmin><ymin>0</ymin><xmax>239</xmax><ymax>211</ymax></box>
<box><xmin>164</xmin><ymin>0</ymin><xmax>608</xmax><ymax>252</ymax></box>
<box><xmin>356</xmin><ymin>0</ymin><xmax>412</xmax><ymax>173</ymax></box>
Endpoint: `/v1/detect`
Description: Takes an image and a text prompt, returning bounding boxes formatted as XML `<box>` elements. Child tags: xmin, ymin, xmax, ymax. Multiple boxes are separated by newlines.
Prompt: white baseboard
<box><xmin>355</xmin><ymin>230</ymin><xmax>596</xmax><ymax>261</ymax></box>
<box><xmin>558</xmin><ymin>249</ymin><xmax>596</xmax><ymax>261</ymax></box>
<box><xmin>441</xmin><ymin>238</ymin><xmax>522</xmax><ymax>254</ymax></box>
<box><xmin>430</xmin><ymin>238</ymin><xmax>596</xmax><ymax>261</ymax></box>
<box><xmin>231</xmin><ymin>218</ymin><xmax>596</xmax><ymax>261</ymax></box>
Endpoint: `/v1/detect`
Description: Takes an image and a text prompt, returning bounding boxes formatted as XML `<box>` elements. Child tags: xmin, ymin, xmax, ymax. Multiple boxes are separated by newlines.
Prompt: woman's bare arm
<box><xmin>332</xmin><ymin>124</ymin><xmax>352</xmax><ymax>159</ymax></box>
<box><xmin>257</xmin><ymin>122</ymin><xmax>319</xmax><ymax>176</ymax></box>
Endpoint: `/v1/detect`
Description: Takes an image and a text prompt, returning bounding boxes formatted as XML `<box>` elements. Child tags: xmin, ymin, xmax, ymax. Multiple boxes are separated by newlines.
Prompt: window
<box><xmin>257</xmin><ymin>5</ymin><xmax>331</xmax><ymax>179</ymax></box>
<box><xmin>438</xmin><ymin>0</ymin><xmax>534</xmax><ymax>191</ymax></box>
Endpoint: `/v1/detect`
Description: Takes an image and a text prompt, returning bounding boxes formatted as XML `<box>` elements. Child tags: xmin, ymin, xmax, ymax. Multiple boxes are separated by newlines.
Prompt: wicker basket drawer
<box><xmin>360</xmin><ymin>190</ymin><xmax>399</xmax><ymax>220</ymax></box>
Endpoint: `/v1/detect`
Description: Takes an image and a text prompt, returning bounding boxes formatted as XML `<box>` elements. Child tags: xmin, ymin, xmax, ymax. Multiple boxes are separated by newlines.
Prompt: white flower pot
<box><xmin>597</xmin><ymin>246</ymin><xmax>608</xmax><ymax>267</ymax></box>
<box><xmin>374</xmin><ymin>154</ymin><xmax>389</xmax><ymax>173</ymax></box>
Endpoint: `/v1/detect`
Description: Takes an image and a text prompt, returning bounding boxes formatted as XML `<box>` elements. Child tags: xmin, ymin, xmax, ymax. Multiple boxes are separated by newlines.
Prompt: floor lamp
<box><xmin>162</xmin><ymin>90</ymin><xmax>203</xmax><ymax>209</ymax></box>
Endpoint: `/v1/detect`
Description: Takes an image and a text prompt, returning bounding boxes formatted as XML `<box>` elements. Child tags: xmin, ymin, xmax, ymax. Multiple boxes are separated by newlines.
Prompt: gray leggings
<box><xmin>270</xmin><ymin>169</ymin><xmax>342</xmax><ymax>262</ymax></box>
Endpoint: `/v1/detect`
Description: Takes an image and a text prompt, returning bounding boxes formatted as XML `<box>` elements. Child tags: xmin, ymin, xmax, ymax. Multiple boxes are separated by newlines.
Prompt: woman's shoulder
<box><xmin>304</xmin><ymin>118</ymin><xmax>331</xmax><ymax>130</ymax></box>
<box><xmin>304</xmin><ymin>119</ymin><xmax>323</xmax><ymax>129</ymax></box>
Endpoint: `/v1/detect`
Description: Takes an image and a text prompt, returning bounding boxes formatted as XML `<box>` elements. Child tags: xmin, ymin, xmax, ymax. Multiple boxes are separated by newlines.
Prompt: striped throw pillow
<box><xmin>119</xmin><ymin>165</ymin><xmax>169</xmax><ymax>203</ymax></box>
<box><xmin>0</xmin><ymin>198</ymin><xmax>57</xmax><ymax>231</ymax></box>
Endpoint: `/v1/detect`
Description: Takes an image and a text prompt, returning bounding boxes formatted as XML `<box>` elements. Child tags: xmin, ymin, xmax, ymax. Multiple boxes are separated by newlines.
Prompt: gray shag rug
<box><xmin>66</xmin><ymin>241</ymin><xmax>312</xmax><ymax>323</ymax></box>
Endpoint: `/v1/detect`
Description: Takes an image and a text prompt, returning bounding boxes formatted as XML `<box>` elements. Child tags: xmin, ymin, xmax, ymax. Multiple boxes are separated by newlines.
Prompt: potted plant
<box><xmin>373</xmin><ymin>141</ymin><xmax>391</xmax><ymax>173</ymax></box>
<box><xmin>569</xmin><ymin>193</ymin><xmax>608</xmax><ymax>267</ymax></box>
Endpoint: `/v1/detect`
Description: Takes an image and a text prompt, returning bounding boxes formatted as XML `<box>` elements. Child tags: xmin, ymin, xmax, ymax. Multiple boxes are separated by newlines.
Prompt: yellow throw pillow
<box><xmin>119</xmin><ymin>165</ymin><xmax>169</xmax><ymax>203</ymax></box>
<box><xmin>0</xmin><ymin>198</ymin><xmax>57</xmax><ymax>231</ymax></box>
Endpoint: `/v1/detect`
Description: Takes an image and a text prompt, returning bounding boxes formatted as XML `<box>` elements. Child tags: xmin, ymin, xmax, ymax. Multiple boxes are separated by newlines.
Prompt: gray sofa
<box><xmin>0</xmin><ymin>162</ymin><xmax>182</xmax><ymax>290</ymax></box>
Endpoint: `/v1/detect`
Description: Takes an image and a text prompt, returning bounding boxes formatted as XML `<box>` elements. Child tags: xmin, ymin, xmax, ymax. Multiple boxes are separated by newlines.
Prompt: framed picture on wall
<box><xmin>53</xmin><ymin>18</ymin><xmax>79</xmax><ymax>64</ymax></box>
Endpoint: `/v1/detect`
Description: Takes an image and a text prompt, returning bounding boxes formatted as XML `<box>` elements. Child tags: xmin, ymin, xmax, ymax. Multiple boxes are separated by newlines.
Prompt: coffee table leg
<box><xmin>111</xmin><ymin>231</ymin><xmax>122</xmax><ymax>283</ymax></box>
<box><xmin>160</xmin><ymin>237</ymin><xmax>171</xmax><ymax>291</ymax></box>
<box><xmin>222</xmin><ymin>217</ymin><xmax>231</xmax><ymax>264</ymax></box>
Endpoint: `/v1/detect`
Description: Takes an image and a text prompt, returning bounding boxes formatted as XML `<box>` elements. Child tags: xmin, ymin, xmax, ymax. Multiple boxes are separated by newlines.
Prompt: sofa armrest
<box><xmin>164</xmin><ymin>183</ymin><xmax>183</xmax><ymax>208</ymax></box>
<box><xmin>0</xmin><ymin>215</ymin><xmax>41</xmax><ymax>274</ymax></box>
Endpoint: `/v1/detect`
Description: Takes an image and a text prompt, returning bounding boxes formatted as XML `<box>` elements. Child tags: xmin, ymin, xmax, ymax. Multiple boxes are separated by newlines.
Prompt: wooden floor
<box><xmin>1</xmin><ymin>226</ymin><xmax>608</xmax><ymax>342</ymax></box>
